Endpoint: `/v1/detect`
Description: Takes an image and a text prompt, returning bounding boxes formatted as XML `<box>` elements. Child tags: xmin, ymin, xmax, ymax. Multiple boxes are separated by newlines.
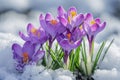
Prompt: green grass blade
<box><xmin>83</xmin><ymin>38</ymin><xmax>87</xmax><ymax>63</ymax></box>
<box><xmin>81</xmin><ymin>39</ymin><xmax>88</xmax><ymax>75</ymax></box>
<box><xmin>101</xmin><ymin>39</ymin><xmax>114</xmax><ymax>62</ymax></box>
<box><xmin>45</xmin><ymin>44</ymin><xmax>63</xmax><ymax>68</ymax></box>
<box><xmin>92</xmin><ymin>41</ymin><xmax>106</xmax><ymax>73</ymax></box>
<box><xmin>74</xmin><ymin>45</ymin><xmax>81</xmax><ymax>64</ymax></box>
<box><xmin>69</xmin><ymin>50</ymin><xmax>74</xmax><ymax>70</ymax></box>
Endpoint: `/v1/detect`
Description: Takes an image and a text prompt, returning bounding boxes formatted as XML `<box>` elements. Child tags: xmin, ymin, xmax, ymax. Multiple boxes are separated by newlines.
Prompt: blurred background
<box><xmin>0</xmin><ymin>0</ymin><xmax>120</xmax><ymax>45</ymax></box>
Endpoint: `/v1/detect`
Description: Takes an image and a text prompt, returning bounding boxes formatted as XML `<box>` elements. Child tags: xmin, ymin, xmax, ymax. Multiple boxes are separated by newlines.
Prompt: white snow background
<box><xmin>0</xmin><ymin>0</ymin><xmax>120</xmax><ymax>80</ymax></box>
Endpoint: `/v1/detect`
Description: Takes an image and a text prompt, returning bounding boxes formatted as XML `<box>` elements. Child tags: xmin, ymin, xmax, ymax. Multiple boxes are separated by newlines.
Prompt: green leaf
<box><xmin>49</xmin><ymin>48</ymin><xmax>63</xmax><ymax>67</ymax></box>
<box><xmin>45</xmin><ymin>43</ymin><xmax>63</xmax><ymax>69</ymax></box>
<box><xmin>41</xmin><ymin>55</ymin><xmax>47</xmax><ymax>66</ymax></box>
<box><xmin>92</xmin><ymin>41</ymin><xmax>106</xmax><ymax>73</ymax></box>
<box><xmin>69</xmin><ymin>50</ymin><xmax>74</xmax><ymax>70</ymax></box>
<box><xmin>74</xmin><ymin>45</ymin><xmax>81</xmax><ymax>64</ymax></box>
<box><xmin>83</xmin><ymin>38</ymin><xmax>87</xmax><ymax>63</ymax></box>
<box><xmin>101</xmin><ymin>39</ymin><xmax>114</xmax><ymax>61</ymax></box>
<box><xmin>70</xmin><ymin>45</ymin><xmax>81</xmax><ymax>71</ymax></box>
<box><xmin>52</xmin><ymin>47</ymin><xmax>64</xmax><ymax>69</ymax></box>
<box><xmin>91</xmin><ymin>40</ymin><xmax>94</xmax><ymax>61</ymax></box>
<box><xmin>81</xmin><ymin>39</ymin><xmax>88</xmax><ymax>75</ymax></box>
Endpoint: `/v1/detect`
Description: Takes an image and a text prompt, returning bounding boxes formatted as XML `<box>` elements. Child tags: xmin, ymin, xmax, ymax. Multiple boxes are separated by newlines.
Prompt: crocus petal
<box><xmin>58</xmin><ymin>17</ymin><xmax>68</xmax><ymax>26</ymax></box>
<box><xmin>39</xmin><ymin>14</ymin><xmax>44</xmax><ymax>20</ymax></box>
<box><xmin>40</xmin><ymin>14</ymin><xmax>57</xmax><ymax>37</ymax></box>
<box><xmin>72</xmin><ymin>13</ymin><xmax>84</xmax><ymax>27</ymax></box>
<box><xmin>57</xmin><ymin>33</ymin><xmax>66</xmax><ymax>42</ymax></box>
<box><xmin>46</xmin><ymin>23</ymin><xmax>58</xmax><ymax>37</ymax></box>
<box><xmin>58</xmin><ymin>6</ymin><xmax>66</xmax><ymax>16</ymax></box>
<box><xmin>19</xmin><ymin>31</ymin><xmax>30</xmax><ymax>41</ymax></box>
<box><xmin>38</xmin><ymin>27</ymin><xmax>48</xmax><ymax>44</ymax></box>
<box><xmin>68</xmin><ymin>7</ymin><xmax>77</xmax><ymax>17</ymax></box>
<box><xmin>59</xmin><ymin>39</ymin><xmax>81</xmax><ymax>53</ymax></box>
<box><xmin>40</xmin><ymin>18</ymin><xmax>48</xmax><ymax>32</ymax></box>
<box><xmin>30</xmin><ymin>37</ymin><xmax>39</xmax><ymax>44</ymax></box>
<box><xmin>85</xmin><ymin>13</ymin><xmax>93</xmax><ymax>24</ymax></box>
<box><xmin>98</xmin><ymin>22</ymin><xmax>106</xmax><ymax>32</ymax></box>
<box><xmin>93</xmin><ymin>22</ymin><xmax>106</xmax><ymax>36</ymax></box>
<box><xmin>27</xmin><ymin>23</ymin><xmax>34</xmax><ymax>35</ymax></box>
<box><xmin>91</xmin><ymin>24</ymin><xmax>99</xmax><ymax>32</ymax></box>
<box><xmin>32</xmin><ymin>50</ymin><xmax>45</xmax><ymax>62</ymax></box>
<box><xmin>40</xmin><ymin>14</ymin><xmax>51</xmax><ymax>36</ymax></box>
<box><xmin>83</xmin><ymin>23</ymin><xmax>92</xmax><ymax>36</ymax></box>
<box><xmin>12</xmin><ymin>43</ymin><xmax>22</xmax><ymax>57</ymax></box>
<box><xmin>72</xmin><ymin>27</ymin><xmax>83</xmax><ymax>41</ymax></box>
<box><xmin>100</xmin><ymin>22</ymin><xmax>106</xmax><ymax>29</ymax></box>
<box><xmin>56</xmin><ymin>24</ymin><xmax>66</xmax><ymax>35</ymax></box>
<box><xmin>95</xmin><ymin>18</ymin><xmax>101</xmax><ymax>24</ymax></box>
<box><xmin>22</xmin><ymin>41</ymin><xmax>35</xmax><ymax>59</ymax></box>
<box><xmin>45</xmin><ymin>13</ymin><xmax>53</xmax><ymax>21</ymax></box>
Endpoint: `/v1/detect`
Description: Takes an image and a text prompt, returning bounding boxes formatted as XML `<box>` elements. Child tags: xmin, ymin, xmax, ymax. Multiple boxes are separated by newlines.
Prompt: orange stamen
<box><xmin>22</xmin><ymin>52</ymin><xmax>29</xmax><ymax>63</ymax></box>
<box><xmin>31</xmin><ymin>28</ymin><xmax>37</xmax><ymax>35</ymax></box>
<box><xmin>67</xmin><ymin>33</ymin><xmax>71</xmax><ymax>40</ymax></box>
<box><xmin>50</xmin><ymin>20</ymin><xmax>57</xmax><ymax>25</ymax></box>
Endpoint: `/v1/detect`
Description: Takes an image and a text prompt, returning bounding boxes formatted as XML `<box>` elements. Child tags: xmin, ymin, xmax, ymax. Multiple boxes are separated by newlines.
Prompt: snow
<box><xmin>93</xmin><ymin>68</ymin><xmax>120</xmax><ymax>80</ymax></box>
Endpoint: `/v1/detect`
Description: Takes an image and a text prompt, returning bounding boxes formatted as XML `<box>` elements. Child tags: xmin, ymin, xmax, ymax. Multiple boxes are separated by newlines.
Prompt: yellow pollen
<box><xmin>22</xmin><ymin>52</ymin><xmax>29</xmax><ymax>63</ymax></box>
<box><xmin>90</xmin><ymin>20</ymin><xmax>96</xmax><ymax>25</ymax></box>
<box><xmin>79</xmin><ymin>25</ymin><xmax>83</xmax><ymax>30</ymax></box>
<box><xmin>67</xmin><ymin>33</ymin><xmax>71</xmax><ymax>40</ymax></box>
<box><xmin>70</xmin><ymin>11</ymin><xmax>77</xmax><ymax>18</ymax></box>
<box><xmin>31</xmin><ymin>28</ymin><xmax>37</xmax><ymax>35</ymax></box>
<box><xmin>50</xmin><ymin>20</ymin><xmax>57</xmax><ymax>25</ymax></box>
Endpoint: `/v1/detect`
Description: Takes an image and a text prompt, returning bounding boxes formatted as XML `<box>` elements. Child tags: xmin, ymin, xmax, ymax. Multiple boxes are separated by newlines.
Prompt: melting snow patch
<box><xmin>93</xmin><ymin>68</ymin><xmax>120</xmax><ymax>80</ymax></box>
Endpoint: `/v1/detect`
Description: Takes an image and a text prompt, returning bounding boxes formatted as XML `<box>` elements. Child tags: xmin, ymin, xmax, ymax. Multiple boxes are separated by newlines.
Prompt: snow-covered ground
<box><xmin>0</xmin><ymin>32</ymin><xmax>120</xmax><ymax>80</ymax></box>
<box><xmin>0</xmin><ymin>0</ymin><xmax>120</xmax><ymax>80</ymax></box>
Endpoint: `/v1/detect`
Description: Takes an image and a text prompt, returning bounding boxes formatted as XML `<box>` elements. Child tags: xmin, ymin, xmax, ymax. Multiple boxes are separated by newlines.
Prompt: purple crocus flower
<box><xmin>83</xmin><ymin>13</ymin><xmax>106</xmax><ymax>54</ymax></box>
<box><xmin>58</xmin><ymin>6</ymin><xmax>84</xmax><ymax>31</ymax></box>
<box><xmin>12</xmin><ymin>41</ymin><xmax>45</xmax><ymax>72</ymax></box>
<box><xmin>39</xmin><ymin>13</ymin><xmax>66</xmax><ymax>47</ymax></box>
<box><xmin>57</xmin><ymin>28</ymin><xmax>84</xmax><ymax>63</ymax></box>
<box><xmin>57</xmin><ymin>6</ymin><xmax>85</xmax><ymax>63</ymax></box>
<box><xmin>19</xmin><ymin>23</ymin><xmax>48</xmax><ymax>45</ymax></box>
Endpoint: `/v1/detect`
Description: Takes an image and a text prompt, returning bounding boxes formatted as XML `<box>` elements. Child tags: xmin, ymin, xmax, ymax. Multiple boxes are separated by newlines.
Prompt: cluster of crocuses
<box><xmin>12</xmin><ymin>6</ymin><xmax>106</xmax><ymax>72</ymax></box>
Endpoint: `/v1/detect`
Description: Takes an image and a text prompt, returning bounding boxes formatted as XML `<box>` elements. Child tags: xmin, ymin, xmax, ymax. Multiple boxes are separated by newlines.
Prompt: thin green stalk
<box><xmin>91</xmin><ymin>40</ymin><xmax>94</xmax><ymax>62</ymax></box>
<box><xmin>101</xmin><ymin>39</ymin><xmax>114</xmax><ymax>61</ymax></box>
<box><xmin>92</xmin><ymin>41</ymin><xmax>106</xmax><ymax>73</ymax></box>
<box><xmin>81</xmin><ymin>40</ymin><xmax>88</xmax><ymax>76</ymax></box>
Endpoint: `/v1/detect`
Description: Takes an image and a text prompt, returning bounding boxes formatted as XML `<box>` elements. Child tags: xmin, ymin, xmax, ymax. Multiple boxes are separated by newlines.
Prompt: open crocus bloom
<box><xmin>19</xmin><ymin>23</ymin><xmax>48</xmax><ymax>45</ymax></box>
<box><xmin>58</xmin><ymin>6</ymin><xmax>84</xmax><ymax>31</ymax></box>
<box><xmin>57</xmin><ymin>28</ymin><xmax>84</xmax><ymax>63</ymax></box>
<box><xmin>39</xmin><ymin>13</ymin><xmax>66</xmax><ymax>39</ymax></box>
<box><xmin>12</xmin><ymin>41</ymin><xmax>45</xmax><ymax>72</ymax></box>
<box><xmin>84</xmin><ymin>13</ymin><xmax>106</xmax><ymax>37</ymax></box>
<box><xmin>83</xmin><ymin>13</ymin><xmax>106</xmax><ymax>53</ymax></box>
